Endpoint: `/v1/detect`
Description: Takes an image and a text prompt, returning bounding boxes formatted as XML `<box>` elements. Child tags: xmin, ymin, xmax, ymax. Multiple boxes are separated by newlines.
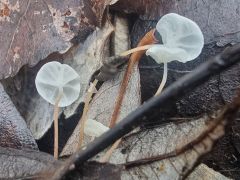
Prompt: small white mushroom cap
<box><xmin>146</xmin><ymin>13</ymin><xmax>204</xmax><ymax>63</ymax></box>
<box><xmin>84</xmin><ymin>119</ymin><xmax>109</xmax><ymax>137</ymax></box>
<box><xmin>35</xmin><ymin>61</ymin><xmax>81</xmax><ymax>107</ymax></box>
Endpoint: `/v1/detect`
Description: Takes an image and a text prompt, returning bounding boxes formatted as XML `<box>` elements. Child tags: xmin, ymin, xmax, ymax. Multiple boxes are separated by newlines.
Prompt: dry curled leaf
<box><xmin>0</xmin><ymin>82</ymin><xmax>37</xmax><ymax>150</ymax></box>
<box><xmin>63</xmin><ymin>162</ymin><xmax>230</xmax><ymax>180</ymax></box>
<box><xmin>187</xmin><ymin>164</ymin><xmax>231</xmax><ymax>180</ymax></box>
<box><xmin>63</xmin><ymin>20</ymin><xmax>114</xmax><ymax>118</ymax></box>
<box><xmin>61</xmin><ymin>65</ymin><xmax>141</xmax><ymax>156</ymax></box>
<box><xmin>103</xmin><ymin>110</ymin><xmax>234</xmax><ymax>179</ymax></box>
<box><xmin>1</xmin><ymin>5</ymin><xmax>115</xmax><ymax>140</ymax></box>
<box><xmin>60</xmin><ymin>16</ymin><xmax>141</xmax><ymax>156</ymax></box>
<box><xmin>63</xmin><ymin>161</ymin><xmax>123</xmax><ymax>180</ymax></box>
<box><xmin>0</xmin><ymin>0</ymin><xmax>114</xmax><ymax>79</ymax></box>
<box><xmin>0</xmin><ymin>147</ymin><xmax>61</xmax><ymax>179</ymax></box>
<box><xmin>114</xmin><ymin>0</ymin><xmax>240</xmax><ymax>45</ymax></box>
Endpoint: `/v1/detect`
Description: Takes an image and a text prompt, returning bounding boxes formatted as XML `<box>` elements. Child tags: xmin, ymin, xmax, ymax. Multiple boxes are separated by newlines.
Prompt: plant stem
<box><xmin>78</xmin><ymin>79</ymin><xmax>98</xmax><ymax>149</ymax></box>
<box><xmin>120</xmin><ymin>45</ymin><xmax>154</xmax><ymax>57</ymax></box>
<box><xmin>155</xmin><ymin>63</ymin><xmax>168</xmax><ymax>96</ymax></box>
<box><xmin>53</xmin><ymin>92</ymin><xmax>63</xmax><ymax>159</ymax></box>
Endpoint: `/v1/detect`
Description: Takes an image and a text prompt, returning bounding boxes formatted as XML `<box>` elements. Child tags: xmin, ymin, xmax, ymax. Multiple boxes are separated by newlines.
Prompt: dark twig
<box><xmin>50</xmin><ymin>44</ymin><xmax>240</xmax><ymax>180</ymax></box>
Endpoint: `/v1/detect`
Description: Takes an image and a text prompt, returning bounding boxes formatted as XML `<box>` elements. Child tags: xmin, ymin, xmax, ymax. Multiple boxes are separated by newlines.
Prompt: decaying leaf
<box><xmin>0</xmin><ymin>82</ymin><xmax>37</xmax><ymax>150</ymax></box>
<box><xmin>0</xmin><ymin>0</ymin><xmax>115</xmax><ymax>79</ymax></box>
<box><xmin>63</xmin><ymin>161</ymin><xmax>123</xmax><ymax>180</ymax></box>
<box><xmin>1</xmin><ymin>17</ymin><xmax>114</xmax><ymax>140</ymax></box>
<box><xmin>63</xmin><ymin>20</ymin><xmax>114</xmax><ymax>118</ymax></box>
<box><xmin>130</xmin><ymin>0</ymin><xmax>240</xmax><ymax>117</ymax></box>
<box><xmin>61</xmin><ymin>66</ymin><xmax>141</xmax><ymax>156</ymax></box>
<box><xmin>0</xmin><ymin>147</ymin><xmax>61</xmax><ymax>179</ymax></box>
<box><xmin>101</xmin><ymin>110</ymin><xmax>234</xmax><ymax>179</ymax></box>
<box><xmin>114</xmin><ymin>0</ymin><xmax>240</xmax><ymax>45</ymax></box>
<box><xmin>187</xmin><ymin>164</ymin><xmax>231</xmax><ymax>180</ymax></box>
<box><xmin>61</xmin><ymin>16</ymin><xmax>141</xmax><ymax>156</ymax></box>
<box><xmin>62</xmin><ymin>162</ymin><xmax>230</xmax><ymax>180</ymax></box>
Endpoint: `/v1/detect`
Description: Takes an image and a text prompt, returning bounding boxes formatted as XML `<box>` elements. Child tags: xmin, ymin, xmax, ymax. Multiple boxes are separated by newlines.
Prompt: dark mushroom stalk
<box><xmin>35</xmin><ymin>61</ymin><xmax>81</xmax><ymax>159</ymax></box>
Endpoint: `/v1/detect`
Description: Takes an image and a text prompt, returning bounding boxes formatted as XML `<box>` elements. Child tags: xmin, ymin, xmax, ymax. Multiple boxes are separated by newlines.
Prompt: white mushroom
<box><xmin>35</xmin><ymin>61</ymin><xmax>81</xmax><ymax>159</ymax></box>
<box><xmin>35</xmin><ymin>61</ymin><xmax>81</xmax><ymax>107</ymax></box>
<box><xmin>120</xmin><ymin>13</ymin><xmax>204</xmax><ymax>95</ymax></box>
<box><xmin>146</xmin><ymin>13</ymin><xmax>204</xmax><ymax>95</ymax></box>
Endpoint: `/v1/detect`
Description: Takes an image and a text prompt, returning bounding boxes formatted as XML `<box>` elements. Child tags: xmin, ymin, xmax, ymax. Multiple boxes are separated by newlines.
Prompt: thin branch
<box><xmin>50</xmin><ymin>43</ymin><xmax>240</xmax><ymax>180</ymax></box>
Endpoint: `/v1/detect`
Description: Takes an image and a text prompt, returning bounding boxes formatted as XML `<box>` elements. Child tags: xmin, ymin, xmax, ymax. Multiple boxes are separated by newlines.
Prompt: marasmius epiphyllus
<box><xmin>35</xmin><ymin>61</ymin><xmax>81</xmax><ymax>107</ymax></box>
<box><xmin>35</xmin><ymin>61</ymin><xmax>81</xmax><ymax>159</ymax></box>
<box><xmin>120</xmin><ymin>13</ymin><xmax>204</xmax><ymax>95</ymax></box>
<box><xmin>146</xmin><ymin>13</ymin><xmax>204</xmax><ymax>95</ymax></box>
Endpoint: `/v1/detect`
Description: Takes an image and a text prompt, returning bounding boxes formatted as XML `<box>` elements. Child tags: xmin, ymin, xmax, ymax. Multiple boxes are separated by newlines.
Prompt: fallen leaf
<box><xmin>62</xmin><ymin>20</ymin><xmax>114</xmax><ymax>118</ymax></box>
<box><xmin>187</xmin><ymin>164</ymin><xmax>231</xmax><ymax>180</ymax></box>
<box><xmin>1</xmin><ymin>7</ymin><xmax>115</xmax><ymax>140</ymax></box>
<box><xmin>0</xmin><ymin>0</ymin><xmax>114</xmax><ymax>79</ymax></box>
<box><xmin>130</xmin><ymin>0</ymin><xmax>240</xmax><ymax>117</ymax></box>
<box><xmin>0</xmin><ymin>147</ymin><xmax>61</xmax><ymax>179</ymax></box>
<box><xmin>63</xmin><ymin>161</ymin><xmax>123</xmax><ymax>180</ymax></box>
<box><xmin>103</xmin><ymin>113</ymin><xmax>231</xmax><ymax>179</ymax></box>
<box><xmin>61</xmin><ymin>15</ymin><xmax>141</xmax><ymax>156</ymax></box>
<box><xmin>114</xmin><ymin>0</ymin><xmax>240</xmax><ymax>45</ymax></box>
<box><xmin>60</xmin><ymin>162</ymin><xmax>230</xmax><ymax>180</ymax></box>
<box><xmin>0</xmin><ymin>82</ymin><xmax>37</xmax><ymax>150</ymax></box>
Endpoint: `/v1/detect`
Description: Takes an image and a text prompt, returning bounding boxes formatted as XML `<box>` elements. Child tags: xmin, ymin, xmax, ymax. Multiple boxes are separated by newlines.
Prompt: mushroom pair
<box><xmin>35</xmin><ymin>61</ymin><xmax>108</xmax><ymax>159</ymax></box>
<box><xmin>35</xmin><ymin>13</ymin><xmax>204</xmax><ymax>159</ymax></box>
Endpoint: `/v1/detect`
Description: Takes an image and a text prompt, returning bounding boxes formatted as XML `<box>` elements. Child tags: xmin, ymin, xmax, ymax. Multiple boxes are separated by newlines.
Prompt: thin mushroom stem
<box><xmin>78</xmin><ymin>79</ymin><xmax>98</xmax><ymax>149</ymax></box>
<box><xmin>155</xmin><ymin>62</ymin><xmax>168</xmax><ymax>96</ymax></box>
<box><xmin>120</xmin><ymin>45</ymin><xmax>154</xmax><ymax>57</ymax></box>
<box><xmin>53</xmin><ymin>91</ymin><xmax>63</xmax><ymax>159</ymax></box>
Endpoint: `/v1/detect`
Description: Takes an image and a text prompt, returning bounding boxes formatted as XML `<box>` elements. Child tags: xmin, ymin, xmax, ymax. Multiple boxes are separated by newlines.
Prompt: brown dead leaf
<box><xmin>0</xmin><ymin>0</ymin><xmax>115</xmax><ymax>79</ymax></box>
<box><xmin>103</xmin><ymin>113</ymin><xmax>230</xmax><ymax>179</ymax></box>
<box><xmin>61</xmin><ymin>16</ymin><xmax>141</xmax><ymax>156</ymax></box>
<box><xmin>62</xmin><ymin>162</ymin><xmax>230</xmax><ymax>180</ymax></box>
<box><xmin>0</xmin><ymin>147</ymin><xmax>61</xmax><ymax>179</ymax></box>
<box><xmin>63</xmin><ymin>161</ymin><xmax>123</xmax><ymax>180</ymax></box>
<box><xmin>62</xmin><ymin>20</ymin><xmax>114</xmax><ymax>118</ymax></box>
<box><xmin>113</xmin><ymin>0</ymin><xmax>240</xmax><ymax>45</ymax></box>
<box><xmin>61</xmin><ymin>65</ymin><xmax>141</xmax><ymax>156</ymax></box>
<box><xmin>187</xmin><ymin>164</ymin><xmax>231</xmax><ymax>180</ymax></box>
<box><xmin>0</xmin><ymin>82</ymin><xmax>37</xmax><ymax>150</ymax></box>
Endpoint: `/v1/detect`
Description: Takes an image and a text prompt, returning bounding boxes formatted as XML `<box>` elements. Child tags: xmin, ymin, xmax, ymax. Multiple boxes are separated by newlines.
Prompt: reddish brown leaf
<box><xmin>0</xmin><ymin>82</ymin><xmax>37</xmax><ymax>150</ymax></box>
<box><xmin>0</xmin><ymin>0</ymin><xmax>114</xmax><ymax>79</ymax></box>
<box><xmin>0</xmin><ymin>147</ymin><xmax>61</xmax><ymax>179</ymax></box>
<box><xmin>113</xmin><ymin>0</ymin><xmax>240</xmax><ymax>45</ymax></box>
